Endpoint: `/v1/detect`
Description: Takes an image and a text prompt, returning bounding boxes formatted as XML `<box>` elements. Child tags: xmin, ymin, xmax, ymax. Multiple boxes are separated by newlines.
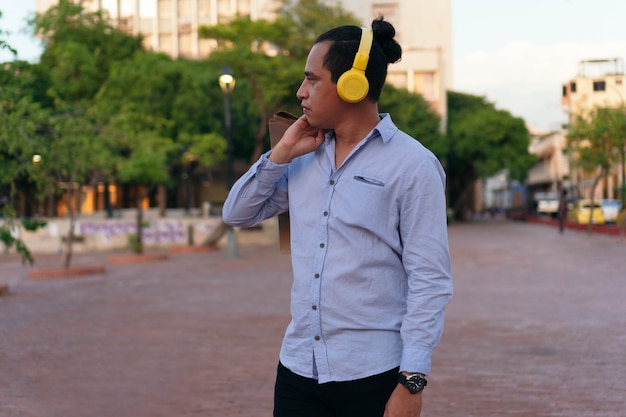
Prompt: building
<box><xmin>526</xmin><ymin>129</ymin><xmax>569</xmax><ymax>197</ymax></box>
<box><xmin>562</xmin><ymin>58</ymin><xmax>625</xmax><ymax>117</ymax></box>
<box><xmin>35</xmin><ymin>0</ymin><xmax>452</xmax><ymax>130</ymax></box>
<box><xmin>561</xmin><ymin>58</ymin><xmax>625</xmax><ymax>200</ymax></box>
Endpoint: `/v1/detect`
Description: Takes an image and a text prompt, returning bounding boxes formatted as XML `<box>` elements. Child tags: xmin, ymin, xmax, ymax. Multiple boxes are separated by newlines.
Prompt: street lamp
<box><xmin>219</xmin><ymin>64</ymin><xmax>238</xmax><ymax>259</ymax></box>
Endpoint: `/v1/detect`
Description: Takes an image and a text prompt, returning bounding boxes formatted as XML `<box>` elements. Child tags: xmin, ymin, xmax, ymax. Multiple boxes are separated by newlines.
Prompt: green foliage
<box><xmin>273</xmin><ymin>0</ymin><xmax>362</xmax><ymax>61</ymax></box>
<box><xmin>21</xmin><ymin>217</ymin><xmax>47</xmax><ymax>231</ymax></box>
<box><xmin>379</xmin><ymin>85</ymin><xmax>443</xmax><ymax>156</ymax></box>
<box><xmin>568</xmin><ymin>105</ymin><xmax>626</xmax><ymax>207</ymax></box>
<box><xmin>35</xmin><ymin>0</ymin><xmax>143</xmax><ymax>103</ymax></box>
<box><xmin>0</xmin><ymin>223</ymin><xmax>34</xmax><ymax>265</ymax></box>
<box><xmin>0</xmin><ymin>11</ymin><xmax>18</xmax><ymax>58</ymax></box>
<box><xmin>451</xmin><ymin>106</ymin><xmax>533</xmax><ymax>180</ymax></box>
<box><xmin>0</xmin><ymin>60</ymin><xmax>51</xmax><ymax>265</ymax></box>
<box><xmin>179</xmin><ymin>132</ymin><xmax>227</xmax><ymax>168</ymax></box>
<box><xmin>126</xmin><ymin>232</ymin><xmax>142</xmax><ymax>253</ymax></box>
<box><xmin>94</xmin><ymin>53</ymin><xmax>231</xmax><ymax>186</ymax></box>
<box><xmin>446</xmin><ymin>91</ymin><xmax>534</xmax><ymax>218</ymax></box>
<box><xmin>0</xmin><ymin>204</ymin><xmax>35</xmax><ymax>265</ymax></box>
<box><xmin>567</xmin><ymin>106</ymin><xmax>625</xmax><ymax>173</ymax></box>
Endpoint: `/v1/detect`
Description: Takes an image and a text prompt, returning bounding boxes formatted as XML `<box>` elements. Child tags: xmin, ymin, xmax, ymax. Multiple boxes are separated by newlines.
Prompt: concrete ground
<box><xmin>1</xmin><ymin>220</ymin><xmax>625</xmax><ymax>417</ymax></box>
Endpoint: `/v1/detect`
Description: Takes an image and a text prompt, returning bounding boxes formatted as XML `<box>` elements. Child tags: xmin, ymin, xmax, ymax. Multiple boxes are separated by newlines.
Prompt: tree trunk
<box><xmin>135</xmin><ymin>185</ymin><xmax>144</xmax><ymax>254</ymax></box>
<box><xmin>158</xmin><ymin>184</ymin><xmax>167</xmax><ymax>218</ymax></box>
<box><xmin>63</xmin><ymin>187</ymin><xmax>75</xmax><ymax>268</ymax></box>
<box><xmin>453</xmin><ymin>181</ymin><xmax>476</xmax><ymax>221</ymax></box>
<box><xmin>587</xmin><ymin>168</ymin><xmax>603</xmax><ymax>235</ymax></box>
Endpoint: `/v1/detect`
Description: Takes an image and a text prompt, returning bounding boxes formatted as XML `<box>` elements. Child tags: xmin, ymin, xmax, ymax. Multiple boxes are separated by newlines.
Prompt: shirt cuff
<box><xmin>400</xmin><ymin>347</ymin><xmax>433</xmax><ymax>376</ymax></box>
<box><xmin>255</xmin><ymin>151</ymin><xmax>289</xmax><ymax>183</ymax></box>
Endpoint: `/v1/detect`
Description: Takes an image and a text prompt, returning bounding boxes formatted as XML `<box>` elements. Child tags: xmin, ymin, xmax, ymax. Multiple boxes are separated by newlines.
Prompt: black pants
<box><xmin>273</xmin><ymin>362</ymin><xmax>399</xmax><ymax>417</ymax></box>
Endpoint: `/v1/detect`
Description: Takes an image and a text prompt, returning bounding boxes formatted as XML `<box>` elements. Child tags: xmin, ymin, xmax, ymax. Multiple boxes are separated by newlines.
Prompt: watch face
<box><xmin>406</xmin><ymin>375</ymin><xmax>427</xmax><ymax>394</ymax></box>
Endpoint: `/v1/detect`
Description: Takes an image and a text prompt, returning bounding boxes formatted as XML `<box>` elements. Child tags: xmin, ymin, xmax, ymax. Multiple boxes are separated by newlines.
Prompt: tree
<box><xmin>0</xmin><ymin>64</ymin><xmax>49</xmax><ymax>264</ymax></box>
<box><xmin>15</xmin><ymin>0</ymin><xmax>144</xmax><ymax>267</ymax></box>
<box><xmin>33</xmin><ymin>105</ymin><xmax>113</xmax><ymax>267</ymax></box>
<box><xmin>34</xmin><ymin>0</ymin><xmax>143</xmax><ymax>103</ymax></box>
<box><xmin>567</xmin><ymin>106</ymin><xmax>626</xmax><ymax>232</ymax></box>
<box><xmin>94</xmin><ymin>52</ymin><xmax>229</xmax><ymax>213</ymax></box>
<box><xmin>105</xmin><ymin>112</ymin><xmax>174</xmax><ymax>253</ymax></box>
<box><xmin>0</xmin><ymin>10</ymin><xmax>17</xmax><ymax>58</ymax></box>
<box><xmin>379</xmin><ymin>85</ymin><xmax>443</xmax><ymax>155</ymax></box>
<box><xmin>446</xmin><ymin>91</ymin><xmax>534</xmax><ymax>219</ymax></box>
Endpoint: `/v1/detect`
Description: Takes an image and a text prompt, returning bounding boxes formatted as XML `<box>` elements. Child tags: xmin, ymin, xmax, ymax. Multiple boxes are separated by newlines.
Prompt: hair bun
<box><xmin>371</xmin><ymin>16</ymin><xmax>402</xmax><ymax>64</ymax></box>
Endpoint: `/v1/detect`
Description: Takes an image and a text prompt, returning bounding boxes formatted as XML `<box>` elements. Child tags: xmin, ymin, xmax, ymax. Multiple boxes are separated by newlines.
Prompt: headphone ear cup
<box><xmin>337</xmin><ymin>69</ymin><xmax>369</xmax><ymax>103</ymax></box>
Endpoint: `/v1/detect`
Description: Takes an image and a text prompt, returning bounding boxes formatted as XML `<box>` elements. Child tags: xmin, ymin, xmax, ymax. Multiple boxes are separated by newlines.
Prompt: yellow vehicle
<box><xmin>567</xmin><ymin>200</ymin><xmax>605</xmax><ymax>225</ymax></box>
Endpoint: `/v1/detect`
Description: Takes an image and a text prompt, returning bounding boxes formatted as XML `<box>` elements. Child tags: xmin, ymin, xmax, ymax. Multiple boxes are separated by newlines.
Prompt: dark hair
<box><xmin>314</xmin><ymin>16</ymin><xmax>402</xmax><ymax>102</ymax></box>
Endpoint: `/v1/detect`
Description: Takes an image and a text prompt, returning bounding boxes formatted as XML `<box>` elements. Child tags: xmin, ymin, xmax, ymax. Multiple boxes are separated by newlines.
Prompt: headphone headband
<box><xmin>352</xmin><ymin>28</ymin><xmax>373</xmax><ymax>72</ymax></box>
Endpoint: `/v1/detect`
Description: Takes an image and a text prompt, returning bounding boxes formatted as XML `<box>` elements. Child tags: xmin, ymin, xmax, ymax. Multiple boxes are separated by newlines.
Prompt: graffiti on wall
<box><xmin>79</xmin><ymin>221</ymin><xmax>215</xmax><ymax>244</ymax></box>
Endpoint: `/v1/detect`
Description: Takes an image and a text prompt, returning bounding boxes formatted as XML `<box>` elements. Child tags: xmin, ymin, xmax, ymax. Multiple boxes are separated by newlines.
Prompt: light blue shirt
<box><xmin>223</xmin><ymin>114</ymin><xmax>452</xmax><ymax>383</ymax></box>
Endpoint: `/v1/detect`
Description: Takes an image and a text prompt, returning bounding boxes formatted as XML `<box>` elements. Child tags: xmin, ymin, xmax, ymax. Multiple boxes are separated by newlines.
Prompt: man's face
<box><xmin>296</xmin><ymin>41</ymin><xmax>346</xmax><ymax>130</ymax></box>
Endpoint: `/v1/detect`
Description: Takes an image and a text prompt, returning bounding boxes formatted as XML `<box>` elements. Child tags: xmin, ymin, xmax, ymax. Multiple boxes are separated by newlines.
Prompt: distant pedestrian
<box><xmin>223</xmin><ymin>16</ymin><xmax>453</xmax><ymax>417</ymax></box>
<box><xmin>558</xmin><ymin>189</ymin><xmax>568</xmax><ymax>233</ymax></box>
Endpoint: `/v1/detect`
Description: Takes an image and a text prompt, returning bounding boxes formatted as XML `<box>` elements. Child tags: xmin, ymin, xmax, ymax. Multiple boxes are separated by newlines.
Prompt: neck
<box><xmin>333</xmin><ymin>104</ymin><xmax>380</xmax><ymax>146</ymax></box>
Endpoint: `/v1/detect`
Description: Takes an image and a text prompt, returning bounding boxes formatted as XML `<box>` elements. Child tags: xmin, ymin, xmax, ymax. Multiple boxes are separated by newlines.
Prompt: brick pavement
<box><xmin>1</xmin><ymin>220</ymin><xmax>625</xmax><ymax>417</ymax></box>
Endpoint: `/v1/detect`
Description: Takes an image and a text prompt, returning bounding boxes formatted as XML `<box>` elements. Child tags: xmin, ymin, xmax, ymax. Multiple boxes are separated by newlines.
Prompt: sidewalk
<box><xmin>1</xmin><ymin>220</ymin><xmax>625</xmax><ymax>417</ymax></box>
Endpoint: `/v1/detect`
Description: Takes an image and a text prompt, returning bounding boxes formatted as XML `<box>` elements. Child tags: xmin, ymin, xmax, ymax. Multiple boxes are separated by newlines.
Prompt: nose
<box><xmin>296</xmin><ymin>80</ymin><xmax>307</xmax><ymax>100</ymax></box>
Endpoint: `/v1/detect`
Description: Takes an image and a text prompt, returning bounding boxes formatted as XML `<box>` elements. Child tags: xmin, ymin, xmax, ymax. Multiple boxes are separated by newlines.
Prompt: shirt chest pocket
<box><xmin>331</xmin><ymin>174</ymin><xmax>397</xmax><ymax>227</ymax></box>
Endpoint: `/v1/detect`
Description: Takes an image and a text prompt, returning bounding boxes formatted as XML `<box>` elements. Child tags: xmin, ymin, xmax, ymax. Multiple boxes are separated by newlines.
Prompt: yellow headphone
<box><xmin>336</xmin><ymin>28</ymin><xmax>373</xmax><ymax>103</ymax></box>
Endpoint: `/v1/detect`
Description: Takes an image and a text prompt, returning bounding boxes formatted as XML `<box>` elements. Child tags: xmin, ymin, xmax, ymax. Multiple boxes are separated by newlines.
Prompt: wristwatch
<box><xmin>398</xmin><ymin>373</ymin><xmax>428</xmax><ymax>394</ymax></box>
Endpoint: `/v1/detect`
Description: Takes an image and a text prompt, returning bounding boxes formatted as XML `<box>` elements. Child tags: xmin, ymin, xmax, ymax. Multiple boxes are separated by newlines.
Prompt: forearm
<box><xmin>222</xmin><ymin>152</ymin><xmax>289</xmax><ymax>227</ymax></box>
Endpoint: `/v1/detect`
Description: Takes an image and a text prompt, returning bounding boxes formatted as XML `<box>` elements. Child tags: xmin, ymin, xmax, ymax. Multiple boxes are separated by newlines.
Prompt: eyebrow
<box><xmin>304</xmin><ymin>71</ymin><xmax>318</xmax><ymax>79</ymax></box>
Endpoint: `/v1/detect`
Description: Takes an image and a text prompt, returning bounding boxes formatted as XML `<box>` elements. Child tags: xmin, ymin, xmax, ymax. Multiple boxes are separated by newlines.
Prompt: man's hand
<box><xmin>269</xmin><ymin>115</ymin><xmax>325</xmax><ymax>164</ymax></box>
<box><xmin>383</xmin><ymin>384</ymin><xmax>423</xmax><ymax>417</ymax></box>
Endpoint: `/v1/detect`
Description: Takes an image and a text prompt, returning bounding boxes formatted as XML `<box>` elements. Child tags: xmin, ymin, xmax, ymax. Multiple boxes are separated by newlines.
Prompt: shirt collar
<box><xmin>323</xmin><ymin>113</ymin><xmax>399</xmax><ymax>144</ymax></box>
<box><xmin>373</xmin><ymin>113</ymin><xmax>399</xmax><ymax>144</ymax></box>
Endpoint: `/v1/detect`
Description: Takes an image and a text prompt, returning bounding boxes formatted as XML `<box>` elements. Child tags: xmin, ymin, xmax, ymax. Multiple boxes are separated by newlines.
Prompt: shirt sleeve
<box><xmin>222</xmin><ymin>151</ymin><xmax>290</xmax><ymax>227</ymax></box>
<box><xmin>398</xmin><ymin>156</ymin><xmax>453</xmax><ymax>375</ymax></box>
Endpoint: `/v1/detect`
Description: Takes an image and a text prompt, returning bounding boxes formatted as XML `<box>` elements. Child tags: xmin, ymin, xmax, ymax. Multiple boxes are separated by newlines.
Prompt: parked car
<box><xmin>534</xmin><ymin>192</ymin><xmax>559</xmax><ymax>217</ymax></box>
<box><xmin>600</xmin><ymin>199</ymin><xmax>622</xmax><ymax>223</ymax></box>
<box><xmin>567</xmin><ymin>200</ymin><xmax>605</xmax><ymax>225</ymax></box>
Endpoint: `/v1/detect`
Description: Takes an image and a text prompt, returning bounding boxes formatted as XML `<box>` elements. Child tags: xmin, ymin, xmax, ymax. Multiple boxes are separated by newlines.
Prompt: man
<box><xmin>223</xmin><ymin>16</ymin><xmax>453</xmax><ymax>417</ymax></box>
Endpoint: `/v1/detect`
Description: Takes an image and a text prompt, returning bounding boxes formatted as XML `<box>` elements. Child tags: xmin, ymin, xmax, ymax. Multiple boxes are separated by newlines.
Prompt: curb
<box><xmin>29</xmin><ymin>264</ymin><xmax>106</xmax><ymax>279</ymax></box>
<box><xmin>168</xmin><ymin>245</ymin><xmax>218</xmax><ymax>254</ymax></box>
<box><xmin>107</xmin><ymin>253</ymin><xmax>169</xmax><ymax>264</ymax></box>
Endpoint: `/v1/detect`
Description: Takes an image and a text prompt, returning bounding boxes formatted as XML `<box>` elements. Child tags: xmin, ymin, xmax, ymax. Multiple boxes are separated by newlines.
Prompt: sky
<box><xmin>1</xmin><ymin>0</ymin><xmax>626</xmax><ymax>132</ymax></box>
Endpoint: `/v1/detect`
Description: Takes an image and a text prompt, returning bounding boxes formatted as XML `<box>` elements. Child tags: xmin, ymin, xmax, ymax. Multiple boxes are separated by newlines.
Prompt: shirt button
<box><xmin>323</xmin><ymin>211</ymin><xmax>328</xmax><ymax>216</ymax></box>
<box><xmin>314</xmin><ymin>273</ymin><xmax>320</xmax><ymax>278</ymax></box>
<box><xmin>319</xmin><ymin>243</ymin><xmax>325</xmax><ymax>248</ymax></box>
<box><xmin>312</xmin><ymin>305</ymin><xmax>317</xmax><ymax>310</ymax></box>
<box><xmin>315</xmin><ymin>335</ymin><xmax>321</xmax><ymax>341</ymax></box>
<box><xmin>329</xmin><ymin>180</ymin><xmax>335</xmax><ymax>185</ymax></box>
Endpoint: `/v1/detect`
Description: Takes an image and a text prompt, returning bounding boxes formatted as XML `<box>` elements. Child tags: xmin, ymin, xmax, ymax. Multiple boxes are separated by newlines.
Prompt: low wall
<box><xmin>2</xmin><ymin>209</ymin><xmax>280</xmax><ymax>255</ymax></box>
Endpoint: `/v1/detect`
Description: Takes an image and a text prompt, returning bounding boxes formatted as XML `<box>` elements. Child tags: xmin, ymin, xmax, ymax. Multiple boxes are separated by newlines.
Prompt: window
<box><xmin>593</xmin><ymin>80</ymin><xmax>606</xmax><ymax>91</ymax></box>
<box><xmin>570</xmin><ymin>81</ymin><xmax>576</xmax><ymax>93</ymax></box>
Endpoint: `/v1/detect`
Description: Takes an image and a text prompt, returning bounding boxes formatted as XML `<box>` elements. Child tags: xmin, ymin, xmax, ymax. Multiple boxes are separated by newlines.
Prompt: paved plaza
<box><xmin>1</xmin><ymin>220</ymin><xmax>625</xmax><ymax>417</ymax></box>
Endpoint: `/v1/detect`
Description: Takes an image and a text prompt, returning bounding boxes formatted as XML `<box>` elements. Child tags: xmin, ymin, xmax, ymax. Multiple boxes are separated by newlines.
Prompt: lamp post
<box><xmin>219</xmin><ymin>64</ymin><xmax>238</xmax><ymax>259</ymax></box>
